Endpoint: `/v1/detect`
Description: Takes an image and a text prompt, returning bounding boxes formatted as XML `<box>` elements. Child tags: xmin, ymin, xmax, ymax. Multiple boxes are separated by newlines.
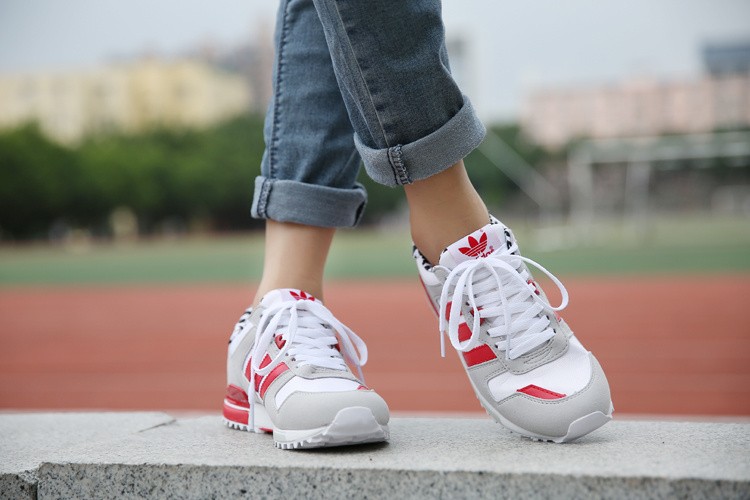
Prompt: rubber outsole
<box><xmin>224</xmin><ymin>406</ymin><xmax>389</xmax><ymax>450</ymax></box>
<box><xmin>493</xmin><ymin>403</ymin><xmax>614</xmax><ymax>443</ymax></box>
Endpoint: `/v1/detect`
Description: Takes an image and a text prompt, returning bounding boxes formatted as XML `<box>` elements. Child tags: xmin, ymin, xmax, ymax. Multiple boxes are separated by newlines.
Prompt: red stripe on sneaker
<box><xmin>259</xmin><ymin>354</ymin><xmax>271</xmax><ymax>369</ymax></box>
<box><xmin>245</xmin><ymin>354</ymin><xmax>273</xmax><ymax>380</ymax></box>
<box><xmin>246</xmin><ymin>354</ymin><xmax>274</xmax><ymax>392</ymax></box>
<box><xmin>421</xmin><ymin>279</ymin><xmax>496</xmax><ymax>367</ymax></box>
<box><xmin>222</xmin><ymin>401</ymin><xmax>248</xmax><ymax>425</ymax></box>
<box><xmin>259</xmin><ymin>363</ymin><xmax>289</xmax><ymax>398</ymax></box>
<box><xmin>458</xmin><ymin>323</ymin><xmax>471</xmax><ymax>342</ymax></box>
<box><xmin>225</xmin><ymin>384</ymin><xmax>249</xmax><ymax>407</ymax></box>
<box><xmin>443</xmin><ymin>301</ymin><xmax>452</xmax><ymax>321</ymax></box>
<box><xmin>517</xmin><ymin>384</ymin><xmax>566</xmax><ymax>400</ymax></box>
<box><xmin>433</xmin><ymin>298</ymin><xmax>496</xmax><ymax>367</ymax></box>
<box><xmin>463</xmin><ymin>345</ymin><xmax>496</xmax><ymax>366</ymax></box>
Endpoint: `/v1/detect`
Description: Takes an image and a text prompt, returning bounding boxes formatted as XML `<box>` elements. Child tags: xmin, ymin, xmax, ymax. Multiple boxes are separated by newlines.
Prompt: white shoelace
<box><xmin>438</xmin><ymin>241</ymin><xmax>569</xmax><ymax>361</ymax></box>
<box><xmin>247</xmin><ymin>299</ymin><xmax>367</xmax><ymax>430</ymax></box>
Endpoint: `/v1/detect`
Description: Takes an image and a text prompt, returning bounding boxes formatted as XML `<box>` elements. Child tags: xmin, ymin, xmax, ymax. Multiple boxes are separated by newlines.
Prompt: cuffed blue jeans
<box><xmin>251</xmin><ymin>0</ymin><xmax>486</xmax><ymax>228</ymax></box>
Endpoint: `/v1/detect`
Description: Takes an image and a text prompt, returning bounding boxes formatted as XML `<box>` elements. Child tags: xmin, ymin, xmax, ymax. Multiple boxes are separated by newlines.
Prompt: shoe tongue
<box><xmin>259</xmin><ymin>288</ymin><xmax>321</xmax><ymax>308</ymax></box>
<box><xmin>438</xmin><ymin>222</ymin><xmax>512</xmax><ymax>269</ymax></box>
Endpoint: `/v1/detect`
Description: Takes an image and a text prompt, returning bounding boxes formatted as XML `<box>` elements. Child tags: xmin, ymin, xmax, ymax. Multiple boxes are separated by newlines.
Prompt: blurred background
<box><xmin>0</xmin><ymin>0</ymin><xmax>748</xmax><ymax>418</ymax></box>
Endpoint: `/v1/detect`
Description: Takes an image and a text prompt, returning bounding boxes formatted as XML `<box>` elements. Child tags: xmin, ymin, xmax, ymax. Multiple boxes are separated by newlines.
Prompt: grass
<box><xmin>0</xmin><ymin>215</ymin><xmax>748</xmax><ymax>286</ymax></box>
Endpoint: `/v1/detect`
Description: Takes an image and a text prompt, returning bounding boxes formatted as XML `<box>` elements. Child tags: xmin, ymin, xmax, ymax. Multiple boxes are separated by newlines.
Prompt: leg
<box><xmin>404</xmin><ymin>160</ymin><xmax>487</xmax><ymax>265</ymax></box>
<box><xmin>250</xmin><ymin>0</ymin><xmax>366</xmax><ymax>302</ymax></box>
<box><xmin>311</xmin><ymin>0</ymin><xmax>488</xmax><ymax>264</ymax></box>
<box><xmin>313</xmin><ymin>0</ymin><xmax>612</xmax><ymax>442</ymax></box>
<box><xmin>254</xmin><ymin>220</ymin><xmax>333</xmax><ymax>301</ymax></box>
<box><xmin>225</xmin><ymin>0</ymin><xmax>389</xmax><ymax>450</ymax></box>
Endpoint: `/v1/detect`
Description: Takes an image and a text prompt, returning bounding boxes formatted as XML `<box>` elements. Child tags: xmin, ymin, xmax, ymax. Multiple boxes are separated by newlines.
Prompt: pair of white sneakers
<box><xmin>223</xmin><ymin>218</ymin><xmax>613</xmax><ymax>449</ymax></box>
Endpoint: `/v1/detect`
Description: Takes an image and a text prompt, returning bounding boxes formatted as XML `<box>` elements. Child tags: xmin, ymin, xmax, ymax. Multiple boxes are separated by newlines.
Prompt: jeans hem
<box><xmin>354</xmin><ymin>96</ymin><xmax>486</xmax><ymax>187</ymax></box>
<box><xmin>250</xmin><ymin>176</ymin><xmax>368</xmax><ymax>228</ymax></box>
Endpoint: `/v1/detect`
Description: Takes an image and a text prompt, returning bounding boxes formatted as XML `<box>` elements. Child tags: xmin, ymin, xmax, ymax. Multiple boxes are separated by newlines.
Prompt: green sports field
<box><xmin>0</xmin><ymin>215</ymin><xmax>748</xmax><ymax>285</ymax></box>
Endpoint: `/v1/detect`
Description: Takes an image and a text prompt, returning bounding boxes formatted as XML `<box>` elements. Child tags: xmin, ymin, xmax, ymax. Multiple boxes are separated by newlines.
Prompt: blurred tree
<box><xmin>464</xmin><ymin>123</ymin><xmax>548</xmax><ymax>210</ymax></box>
<box><xmin>188</xmin><ymin>115</ymin><xmax>265</xmax><ymax>230</ymax></box>
<box><xmin>75</xmin><ymin>115</ymin><xmax>265</xmax><ymax>234</ymax></box>
<box><xmin>356</xmin><ymin>123</ymin><xmax>549</xmax><ymax>224</ymax></box>
<box><xmin>0</xmin><ymin>117</ymin><xmax>554</xmax><ymax>240</ymax></box>
<box><xmin>356</xmin><ymin>172</ymin><xmax>405</xmax><ymax>224</ymax></box>
<box><xmin>0</xmin><ymin>124</ymin><xmax>81</xmax><ymax>239</ymax></box>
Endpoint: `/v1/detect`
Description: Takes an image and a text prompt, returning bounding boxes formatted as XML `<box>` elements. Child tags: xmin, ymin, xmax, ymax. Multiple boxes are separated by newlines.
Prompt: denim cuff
<box><xmin>354</xmin><ymin>96</ymin><xmax>486</xmax><ymax>187</ymax></box>
<box><xmin>251</xmin><ymin>176</ymin><xmax>368</xmax><ymax>228</ymax></box>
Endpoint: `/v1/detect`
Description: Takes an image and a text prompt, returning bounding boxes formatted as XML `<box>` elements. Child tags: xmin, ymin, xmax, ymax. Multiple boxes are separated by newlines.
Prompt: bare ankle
<box><xmin>405</xmin><ymin>161</ymin><xmax>489</xmax><ymax>264</ymax></box>
<box><xmin>254</xmin><ymin>279</ymin><xmax>325</xmax><ymax>306</ymax></box>
<box><xmin>253</xmin><ymin>220</ymin><xmax>334</xmax><ymax>306</ymax></box>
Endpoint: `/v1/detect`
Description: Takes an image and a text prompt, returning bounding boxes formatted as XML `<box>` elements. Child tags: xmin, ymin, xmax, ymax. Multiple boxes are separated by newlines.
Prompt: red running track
<box><xmin>1</xmin><ymin>276</ymin><xmax>748</xmax><ymax>416</ymax></box>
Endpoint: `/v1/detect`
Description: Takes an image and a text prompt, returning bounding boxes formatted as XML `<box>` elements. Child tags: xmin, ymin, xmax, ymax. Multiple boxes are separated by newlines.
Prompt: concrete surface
<box><xmin>0</xmin><ymin>412</ymin><xmax>174</xmax><ymax>500</ymax></box>
<box><xmin>1</xmin><ymin>413</ymin><xmax>748</xmax><ymax>499</ymax></box>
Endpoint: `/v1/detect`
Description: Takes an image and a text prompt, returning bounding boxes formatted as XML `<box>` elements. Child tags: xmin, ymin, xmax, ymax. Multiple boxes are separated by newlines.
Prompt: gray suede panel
<box><xmin>423</xmin><ymin>278</ymin><xmax>445</xmax><ymax>304</ymax></box>
<box><xmin>290</xmin><ymin>364</ymin><xmax>359</xmax><ymax>382</ymax></box>
<box><xmin>227</xmin><ymin>307</ymin><xmax>265</xmax><ymax>390</ymax></box>
<box><xmin>260</xmin><ymin>369</ymin><xmax>296</xmax><ymax>405</ymax></box>
<box><xmin>465</xmin><ymin>359</ymin><xmax>507</xmax><ymax>408</ymax></box>
<box><xmin>494</xmin><ymin>355</ymin><xmax>612</xmax><ymax>438</ymax></box>
<box><xmin>269</xmin><ymin>390</ymin><xmax>390</xmax><ymax>430</ymax></box>
<box><xmin>504</xmin><ymin>328</ymin><xmax>569</xmax><ymax>375</ymax></box>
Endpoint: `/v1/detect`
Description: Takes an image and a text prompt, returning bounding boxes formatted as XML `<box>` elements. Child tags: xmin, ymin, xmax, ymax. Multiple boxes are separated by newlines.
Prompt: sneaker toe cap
<box><xmin>495</xmin><ymin>354</ymin><xmax>612</xmax><ymax>440</ymax></box>
<box><xmin>272</xmin><ymin>389</ymin><xmax>390</xmax><ymax>431</ymax></box>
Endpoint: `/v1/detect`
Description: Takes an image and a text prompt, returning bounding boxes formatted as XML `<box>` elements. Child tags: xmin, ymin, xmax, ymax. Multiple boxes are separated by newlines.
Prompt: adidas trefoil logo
<box><xmin>290</xmin><ymin>290</ymin><xmax>315</xmax><ymax>301</ymax></box>
<box><xmin>459</xmin><ymin>232</ymin><xmax>494</xmax><ymax>259</ymax></box>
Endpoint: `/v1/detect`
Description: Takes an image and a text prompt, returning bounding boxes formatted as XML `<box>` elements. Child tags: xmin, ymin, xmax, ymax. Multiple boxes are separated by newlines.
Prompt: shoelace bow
<box><xmin>247</xmin><ymin>299</ymin><xmax>367</xmax><ymax>430</ymax></box>
<box><xmin>438</xmin><ymin>240</ymin><xmax>569</xmax><ymax>361</ymax></box>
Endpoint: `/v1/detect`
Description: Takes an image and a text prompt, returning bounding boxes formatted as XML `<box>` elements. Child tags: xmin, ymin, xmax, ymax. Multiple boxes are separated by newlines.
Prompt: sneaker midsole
<box><xmin>223</xmin><ymin>399</ymin><xmax>273</xmax><ymax>433</ymax></box>
<box><xmin>223</xmin><ymin>399</ymin><xmax>388</xmax><ymax>444</ymax></box>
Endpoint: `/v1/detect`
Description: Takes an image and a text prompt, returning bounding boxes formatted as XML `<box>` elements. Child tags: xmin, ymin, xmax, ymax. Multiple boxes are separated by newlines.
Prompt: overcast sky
<box><xmin>1</xmin><ymin>0</ymin><xmax>748</xmax><ymax>121</ymax></box>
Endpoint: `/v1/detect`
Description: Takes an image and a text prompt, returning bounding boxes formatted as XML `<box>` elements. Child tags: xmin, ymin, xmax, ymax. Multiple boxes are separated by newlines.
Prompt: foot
<box><xmin>223</xmin><ymin>288</ymin><xmax>390</xmax><ymax>449</ymax></box>
<box><xmin>414</xmin><ymin>218</ymin><xmax>613</xmax><ymax>442</ymax></box>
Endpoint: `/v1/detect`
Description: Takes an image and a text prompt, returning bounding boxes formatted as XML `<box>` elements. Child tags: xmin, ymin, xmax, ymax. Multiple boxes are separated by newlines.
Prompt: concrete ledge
<box><xmin>2</xmin><ymin>413</ymin><xmax>749</xmax><ymax>499</ymax></box>
<box><xmin>0</xmin><ymin>412</ymin><xmax>174</xmax><ymax>500</ymax></box>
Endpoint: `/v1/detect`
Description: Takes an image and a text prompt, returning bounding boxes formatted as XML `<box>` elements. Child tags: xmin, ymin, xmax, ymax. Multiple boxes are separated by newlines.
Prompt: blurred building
<box><xmin>521</xmin><ymin>42</ymin><xmax>750</xmax><ymax>149</ymax></box>
<box><xmin>704</xmin><ymin>41</ymin><xmax>750</xmax><ymax>75</ymax></box>
<box><xmin>446</xmin><ymin>36</ymin><xmax>476</xmax><ymax>99</ymax></box>
<box><xmin>186</xmin><ymin>23</ymin><xmax>274</xmax><ymax>114</ymax></box>
<box><xmin>0</xmin><ymin>58</ymin><xmax>252</xmax><ymax>144</ymax></box>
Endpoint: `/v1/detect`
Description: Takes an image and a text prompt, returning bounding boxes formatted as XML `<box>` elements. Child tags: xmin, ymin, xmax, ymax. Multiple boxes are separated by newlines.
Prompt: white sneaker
<box><xmin>223</xmin><ymin>288</ymin><xmax>390</xmax><ymax>449</ymax></box>
<box><xmin>415</xmin><ymin>218</ymin><xmax>613</xmax><ymax>442</ymax></box>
